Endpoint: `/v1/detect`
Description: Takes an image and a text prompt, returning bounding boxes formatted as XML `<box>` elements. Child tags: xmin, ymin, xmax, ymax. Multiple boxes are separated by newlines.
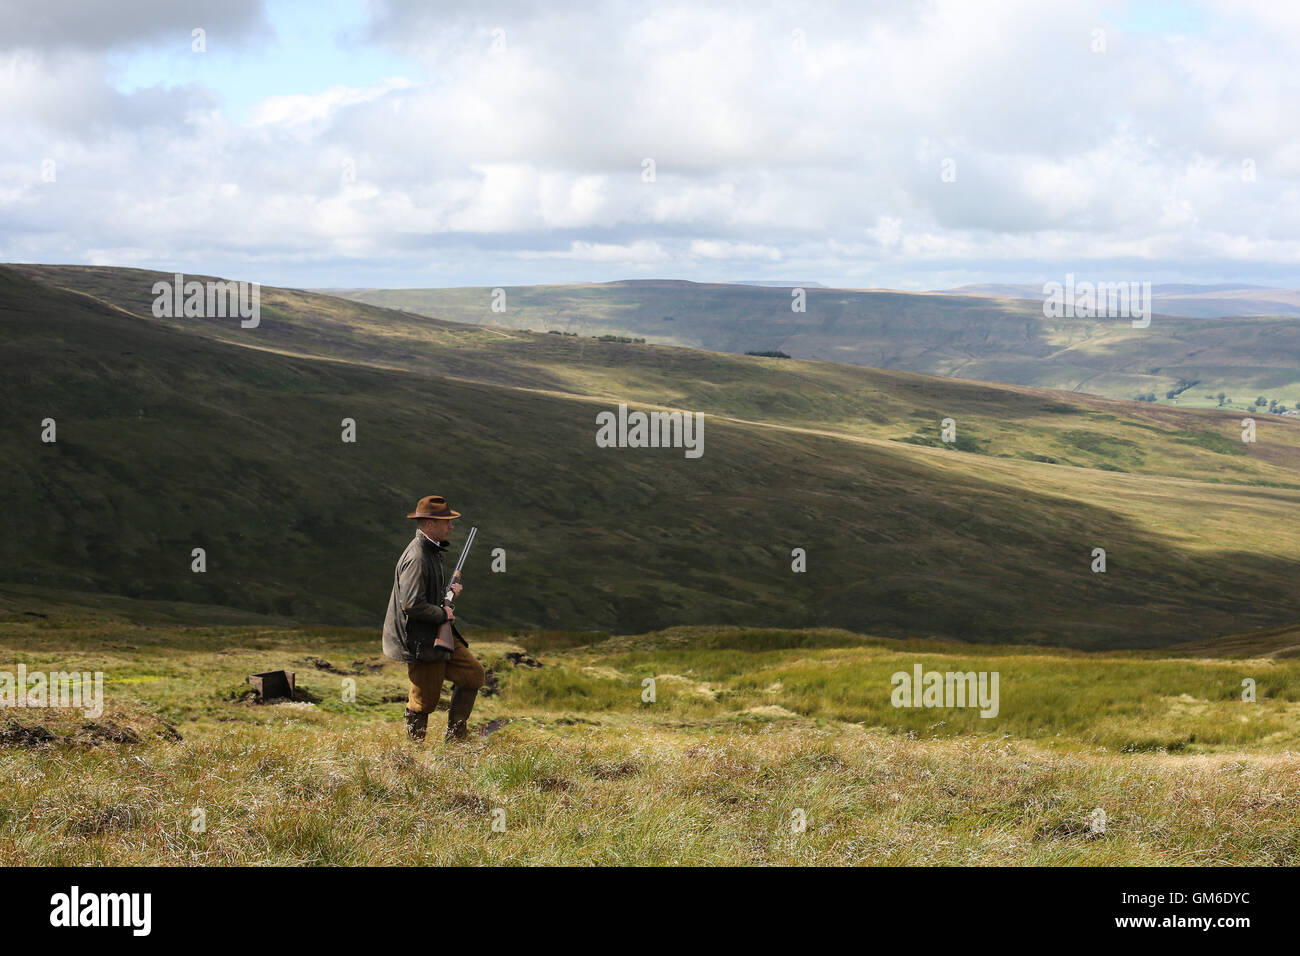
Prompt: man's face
<box><xmin>425</xmin><ymin>518</ymin><xmax>453</xmax><ymax>540</ymax></box>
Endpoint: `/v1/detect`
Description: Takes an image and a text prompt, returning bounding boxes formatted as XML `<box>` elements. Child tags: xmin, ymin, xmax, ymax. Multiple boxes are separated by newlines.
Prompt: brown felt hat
<box><xmin>406</xmin><ymin>495</ymin><xmax>461</xmax><ymax>520</ymax></box>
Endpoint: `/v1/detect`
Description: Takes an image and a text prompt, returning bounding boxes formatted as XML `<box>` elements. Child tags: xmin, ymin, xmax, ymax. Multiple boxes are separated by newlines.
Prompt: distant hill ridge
<box><xmin>944</xmin><ymin>281</ymin><xmax>1300</xmax><ymax>319</ymax></box>
<box><xmin>321</xmin><ymin>277</ymin><xmax>1300</xmax><ymax>408</ymax></box>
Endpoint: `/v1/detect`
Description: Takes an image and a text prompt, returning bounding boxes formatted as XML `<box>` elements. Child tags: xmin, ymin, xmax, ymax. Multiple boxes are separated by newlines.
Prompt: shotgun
<box><xmin>434</xmin><ymin>526</ymin><xmax>477</xmax><ymax>656</ymax></box>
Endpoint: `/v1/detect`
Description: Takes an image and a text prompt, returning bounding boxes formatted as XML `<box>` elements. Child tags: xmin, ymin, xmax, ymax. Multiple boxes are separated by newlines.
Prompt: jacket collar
<box><xmin>416</xmin><ymin>529</ymin><xmax>448</xmax><ymax>551</ymax></box>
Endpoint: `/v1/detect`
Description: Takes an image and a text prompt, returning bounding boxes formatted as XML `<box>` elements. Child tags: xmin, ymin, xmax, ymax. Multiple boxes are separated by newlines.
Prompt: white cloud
<box><xmin>689</xmin><ymin>240</ymin><xmax>782</xmax><ymax>260</ymax></box>
<box><xmin>249</xmin><ymin>78</ymin><xmax>414</xmax><ymax>128</ymax></box>
<box><xmin>519</xmin><ymin>240</ymin><xmax>672</xmax><ymax>265</ymax></box>
<box><xmin>1</xmin><ymin>0</ymin><xmax>1299</xmax><ymax>287</ymax></box>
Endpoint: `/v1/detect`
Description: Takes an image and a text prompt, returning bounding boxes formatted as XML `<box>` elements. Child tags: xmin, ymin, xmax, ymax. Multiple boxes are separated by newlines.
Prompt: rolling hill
<box><xmin>321</xmin><ymin>278</ymin><xmax>1300</xmax><ymax>409</ymax></box>
<box><xmin>4</xmin><ymin>263</ymin><xmax>1300</xmax><ymax>648</ymax></box>
<box><xmin>950</xmin><ymin>282</ymin><xmax>1300</xmax><ymax>319</ymax></box>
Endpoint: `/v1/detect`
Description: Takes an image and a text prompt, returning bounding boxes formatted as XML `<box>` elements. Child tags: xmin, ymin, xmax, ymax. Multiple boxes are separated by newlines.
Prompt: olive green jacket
<box><xmin>381</xmin><ymin>533</ymin><xmax>463</xmax><ymax>662</ymax></box>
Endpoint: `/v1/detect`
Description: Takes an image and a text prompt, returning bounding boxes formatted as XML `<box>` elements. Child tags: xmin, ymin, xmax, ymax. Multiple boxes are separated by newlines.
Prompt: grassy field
<box><xmin>2</xmin><ymin>604</ymin><xmax>1298</xmax><ymax>865</ymax></box>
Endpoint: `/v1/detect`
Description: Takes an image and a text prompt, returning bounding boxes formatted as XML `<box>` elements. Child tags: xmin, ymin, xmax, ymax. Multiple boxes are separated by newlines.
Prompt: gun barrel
<box><xmin>445</xmin><ymin>527</ymin><xmax>478</xmax><ymax>606</ymax></box>
<box><xmin>453</xmin><ymin>526</ymin><xmax>478</xmax><ymax>575</ymax></box>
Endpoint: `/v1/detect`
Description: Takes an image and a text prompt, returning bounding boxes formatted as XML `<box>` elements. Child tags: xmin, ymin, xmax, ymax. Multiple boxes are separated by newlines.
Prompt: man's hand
<box><xmin>448</xmin><ymin>582</ymin><xmax>463</xmax><ymax>599</ymax></box>
<box><xmin>442</xmin><ymin>604</ymin><xmax>456</xmax><ymax>622</ymax></box>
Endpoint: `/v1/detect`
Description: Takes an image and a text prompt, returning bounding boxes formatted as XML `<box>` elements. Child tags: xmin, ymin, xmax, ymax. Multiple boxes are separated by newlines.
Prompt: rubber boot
<box><xmin>445</xmin><ymin>687</ymin><xmax>478</xmax><ymax>742</ymax></box>
<box><xmin>404</xmin><ymin>708</ymin><xmax>428</xmax><ymax>741</ymax></box>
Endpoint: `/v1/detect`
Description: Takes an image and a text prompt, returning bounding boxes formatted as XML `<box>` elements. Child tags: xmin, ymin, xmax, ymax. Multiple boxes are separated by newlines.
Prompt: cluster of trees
<box><xmin>1135</xmin><ymin>389</ymin><xmax>1296</xmax><ymax>412</ymax></box>
<box><xmin>1136</xmin><ymin>379</ymin><xmax>1200</xmax><ymax>402</ymax></box>
<box><xmin>745</xmin><ymin>350</ymin><xmax>792</xmax><ymax>358</ymax></box>
<box><xmin>541</xmin><ymin>330</ymin><xmax>647</xmax><ymax>345</ymax></box>
<box><xmin>1250</xmin><ymin>395</ymin><xmax>1291</xmax><ymax>413</ymax></box>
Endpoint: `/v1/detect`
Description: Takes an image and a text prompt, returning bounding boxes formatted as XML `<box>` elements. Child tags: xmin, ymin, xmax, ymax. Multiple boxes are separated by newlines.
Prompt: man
<box><xmin>382</xmin><ymin>495</ymin><xmax>485</xmax><ymax>742</ymax></box>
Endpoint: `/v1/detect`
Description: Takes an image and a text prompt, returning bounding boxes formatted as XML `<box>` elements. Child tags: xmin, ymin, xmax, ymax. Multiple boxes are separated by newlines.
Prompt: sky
<box><xmin>2</xmin><ymin>0</ymin><xmax>1299</xmax><ymax>290</ymax></box>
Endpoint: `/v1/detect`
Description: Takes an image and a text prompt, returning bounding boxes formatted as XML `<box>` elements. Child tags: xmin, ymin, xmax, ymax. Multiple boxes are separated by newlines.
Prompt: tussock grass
<box><xmin>2</xmin><ymin>620</ymin><xmax>1298</xmax><ymax>865</ymax></box>
<box><xmin>3</xmin><ymin>722</ymin><xmax>1297</xmax><ymax>865</ymax></box>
